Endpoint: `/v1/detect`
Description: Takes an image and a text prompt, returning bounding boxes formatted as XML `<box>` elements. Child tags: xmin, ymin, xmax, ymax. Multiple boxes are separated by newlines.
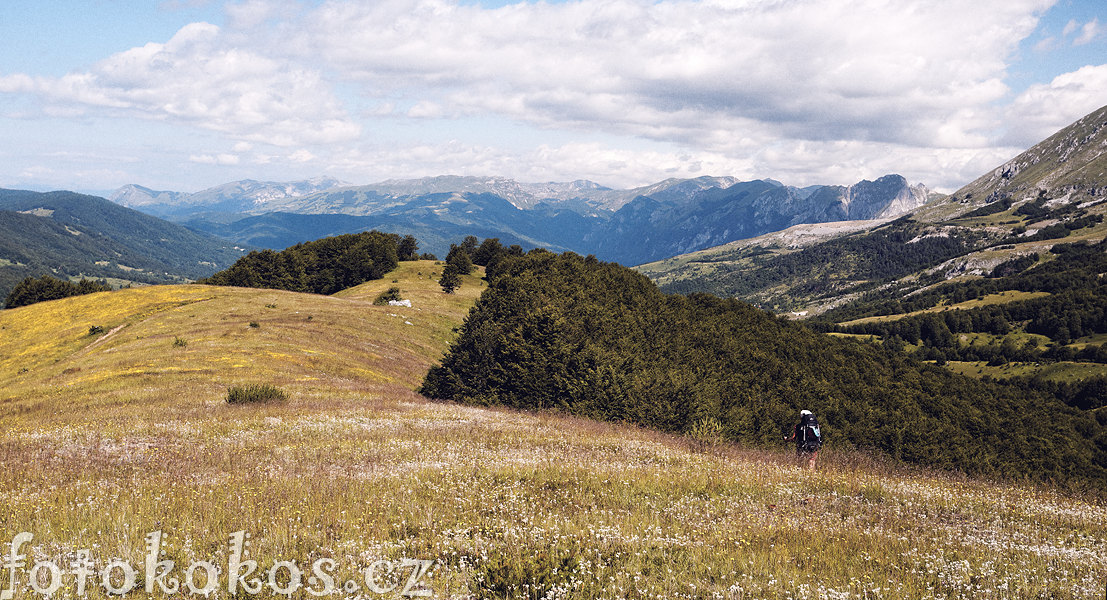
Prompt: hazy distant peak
<box><xmin>109</xmin><ymin>184</ymin><xmax>187</xmax><ymax>207</ymax></box>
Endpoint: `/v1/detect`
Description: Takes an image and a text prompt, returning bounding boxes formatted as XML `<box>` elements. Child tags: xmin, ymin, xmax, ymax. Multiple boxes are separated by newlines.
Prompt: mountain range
<box><xmin>110</xmin><ymin>174</ymin><xmax>931</xmax><ymax>265</ymax></box>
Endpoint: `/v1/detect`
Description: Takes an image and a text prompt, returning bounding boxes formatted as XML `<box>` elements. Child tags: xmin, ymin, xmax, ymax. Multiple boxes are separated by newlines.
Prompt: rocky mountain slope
<box><xmin>939</xmin><ymin>104</ymin><xmax>1107</xmax><ymax>215</ymax></box>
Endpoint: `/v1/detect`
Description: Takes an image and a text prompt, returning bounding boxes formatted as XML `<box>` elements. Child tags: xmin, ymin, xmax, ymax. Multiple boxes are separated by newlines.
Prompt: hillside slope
<box><xmin>423</xmin><ymin>251</ymin><xmax>1107</xmax><ymax>488</ymax></box>
<box><xmin>1</xmin><ymin>262</ymin><xmax>1104</xmax><ymax>598</ymax></box>
<box><xmin>927</xmin><ymin>103</ymin><xmax>1107</xmax><ymax>219</ymax></box>
<box><xmin>0</xmin><ymin>189</ymin><xmax>244</xmax><ymax>299</ymax></box>
<box><xmin>0</xmin><ymin>260</ymin><xmax>484</xmax><ymax>406</ymax></box>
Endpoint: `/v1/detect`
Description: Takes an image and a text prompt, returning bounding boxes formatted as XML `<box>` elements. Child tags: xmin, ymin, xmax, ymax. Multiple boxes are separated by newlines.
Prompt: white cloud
<box><xmin>407</xmin><ymin>101</ymin><xmax>446</xmax><ymax>119</ymax></box>
<box><xmin>1060</xmin><ymin>17</ymin><xmax>1101</xmax><ymax>46</ymax></box>
<box><xmin>1004</xmin><ymin>64</ymin><xmax>1107</xmax><ymax>145</ymax></box>
<box><xmin>1034</xmin><ymin>35</ymin><xmax>1059</xmax><ymax>52</ymax></box>
<box><xmin>288</xmin><ymin>149</ymin><xmax>315</xmax><ymax>163</ymax></box>
<box><xmin>225</xmin><ymin>0</ymin><xmax>283</xmax><ymax>28</ymax></box>
<box><xmin>1073</xmin><ymin>18</ymin><xmax>1102</xmax><ymax>46</ymax></box>
<box><xmin>190</xmin><ymin>153</ymin><xmax>240</xmax><ymax>165</ymax></box>
<box><xmin>7</xmin><ymin>0</ymin><xmax>1103</xmax><ymax>194</ymax></box>
<box><xmin>294</xmin><ymin>0</ymin><xmax>1052</xmax><ymax>153</ymax></box>
<box><xmin>3</xmin><ymin>22</ymin><xmax>360</xmax><ymax>147</ymax></box>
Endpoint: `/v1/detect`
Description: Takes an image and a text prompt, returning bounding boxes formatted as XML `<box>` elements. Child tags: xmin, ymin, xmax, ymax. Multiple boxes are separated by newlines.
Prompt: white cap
<box><xmin>800</xmin><ymin>410</ymin><xmax>812</xmax><ymax>416</ymax></box>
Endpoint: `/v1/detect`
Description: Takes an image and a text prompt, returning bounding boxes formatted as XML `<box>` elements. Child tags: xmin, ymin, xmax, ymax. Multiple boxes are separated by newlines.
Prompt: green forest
<box><xmin>422</xmin><ymin>250</ymin><xmax>1107</xmax><ymax>489</ymax></box>
<box><xmin>200</xmin><ymin>231</ymin><xmax>413</xmax><ymax>294</ymax></box>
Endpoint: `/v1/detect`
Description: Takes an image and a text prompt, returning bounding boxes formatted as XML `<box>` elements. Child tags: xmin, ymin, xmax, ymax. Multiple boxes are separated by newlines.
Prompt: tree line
<box><xmin>200</xmin><ymin>231</ymin><xmax>419</xmax><ymax>294</ymax></box>
<box><xmin>438</xmin><ymin>236</ymin><xmax>524</xmax><ymax>293</ymax></box>
<box><xmin>4</xmin><ymin>275</ymin><xmax>111</xmax><ymax>309</ymax></box>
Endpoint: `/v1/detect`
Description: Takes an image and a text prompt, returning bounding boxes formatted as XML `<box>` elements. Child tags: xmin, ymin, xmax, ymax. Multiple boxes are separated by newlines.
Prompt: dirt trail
<box><xmin>83</xmin><ymin>323</ymin><xmax>128</xmax><ymax>352</ymax></box>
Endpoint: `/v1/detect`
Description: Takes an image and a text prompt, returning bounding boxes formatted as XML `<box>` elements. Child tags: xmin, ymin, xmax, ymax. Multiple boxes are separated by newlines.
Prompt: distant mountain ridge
<box><xmin>111</xmin><ymin>173</ymin><xmax>930</xmax><ymax>265</ymax></box>
<box><xmin>112</xmin><ymin>176</ymin><xmax>352</xmax><ymax>217</ymax></box>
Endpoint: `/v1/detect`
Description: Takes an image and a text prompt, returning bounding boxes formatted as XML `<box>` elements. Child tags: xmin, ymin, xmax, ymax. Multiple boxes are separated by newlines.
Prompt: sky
<box><xmin>1</xmin><ymin>0</ymin><xmax>1105</xmax><ymax>195</ymax></box>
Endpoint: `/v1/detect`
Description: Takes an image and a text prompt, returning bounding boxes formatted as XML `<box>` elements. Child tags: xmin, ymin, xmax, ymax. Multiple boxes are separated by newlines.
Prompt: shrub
<box><xmin>226</xmin><ymin>384</ymin><xmax>288</xmax><ymax>405</ymax></box>
<box><xmin>249</xmin><ymin>321</ymin><xmax>260</xmax><ymax>328</ymax></box>
<box><xmin>688</xmin><ymin>416</ymin><xmax>726</xmax><ymax>452</ymax></box>
<box><xmin>373</xmin><ymin>287</ymin><xmax>403</xmax><ymax>306</ymax></box>
<box><xmin>173</xmin><ymin>337</ymin><xmax>188</xmax><ymax>347</ymax></box>
<box><xmin>88</xmin><ymin>325</ymin><xmax>104</xmax><ymax>335</ymax></box>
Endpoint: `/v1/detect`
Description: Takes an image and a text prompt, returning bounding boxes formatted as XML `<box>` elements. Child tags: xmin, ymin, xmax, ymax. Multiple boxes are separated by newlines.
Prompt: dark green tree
<box><xmin>200</xmin><ymin>230</ymin><xmax>401</xmax><ymax>295</ymax></box>
<box><xmin>398</xmin><ymin>235</ymin><xmax>419</xmax><ymax>261</ymax></box>
<box><xmin>471</xmin><ymin>238</ymin><xmax>505</xmax><ymax>267</ymax></box>
<box><xmin>460</xmin><ymin>235</ymin><xmax>479</xmax><ymax>254</ymax></box>
<box><xmin>445</xmin><ymin>244</ymin><xmax>474</xmax><ymax>275</ymax></box>
<box><xmin>439</xmin><ymin>263</ymin><xmax>462</xmax><ymax>294</ymax></box>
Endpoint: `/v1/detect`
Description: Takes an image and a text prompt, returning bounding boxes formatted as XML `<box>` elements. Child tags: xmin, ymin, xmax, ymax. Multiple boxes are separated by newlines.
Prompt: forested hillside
<box><xmin>813</xmin><ymin>239</ymin><xmax>1107</xmax><ymax>407</ymax></box>
<box><xmin>200</xmin><ymin>230</ymin><xmax>410</xmax><ymax>294</ymax></box>
<box><xmin>0</xmin><ymin>189</ymin><xmax>242</xmax><ymax>300</ymax></box>
<box><xmin>655</xmin><ymin>217</ymin><xmax>992</xmax><ymax>303</ymax></box>
<box><xmin>422</xmin><ymin>251</ymin><xmax>1107</xmax><ymax>488</ymax></box>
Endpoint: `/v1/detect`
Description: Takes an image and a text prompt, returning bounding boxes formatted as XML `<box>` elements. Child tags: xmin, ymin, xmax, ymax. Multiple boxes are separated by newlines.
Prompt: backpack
<box><xmin>799</xmin><ymin>421</ymin><xmax>822</xmax><ymax>452</ymax></box>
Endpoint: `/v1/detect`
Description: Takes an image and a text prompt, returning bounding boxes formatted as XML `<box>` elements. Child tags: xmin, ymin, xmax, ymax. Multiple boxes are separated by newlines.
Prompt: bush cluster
<box><xmin>226</xmin><ymin>384</ymin><xmax>289</xmax><ymax>405</ymax></box>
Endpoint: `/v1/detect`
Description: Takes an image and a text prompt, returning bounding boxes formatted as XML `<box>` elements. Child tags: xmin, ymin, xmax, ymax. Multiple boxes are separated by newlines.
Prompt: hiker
<box><xmin>785</xmin><ymin>409</ymin><xmax>822</xmax><ymax>470</ymax></box>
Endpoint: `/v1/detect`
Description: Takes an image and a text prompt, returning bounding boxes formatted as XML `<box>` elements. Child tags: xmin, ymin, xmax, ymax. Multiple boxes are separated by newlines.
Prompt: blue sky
<box><xmin>1</xmin><ymin>0</ymin><xmax>1105</xmax><ymax>194</ymax></box>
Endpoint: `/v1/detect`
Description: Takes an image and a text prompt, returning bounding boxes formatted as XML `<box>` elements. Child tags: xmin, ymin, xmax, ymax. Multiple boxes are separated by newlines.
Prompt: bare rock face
<box><xmin>801</xmin><ymin>175</ymin><xmax>930</xmax><ymax>222</ymax></box>
<box><xmin>848</xmin><ymin>175</ymin><xmax>930</xmax><ymax>220</ymax></box>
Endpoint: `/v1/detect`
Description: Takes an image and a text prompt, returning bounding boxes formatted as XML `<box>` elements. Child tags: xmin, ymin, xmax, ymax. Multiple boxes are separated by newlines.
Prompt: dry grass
<box><xmin>0</xmin><ymin>260</ymin><xmax>1104</xmax><ymax>599</ymax></box>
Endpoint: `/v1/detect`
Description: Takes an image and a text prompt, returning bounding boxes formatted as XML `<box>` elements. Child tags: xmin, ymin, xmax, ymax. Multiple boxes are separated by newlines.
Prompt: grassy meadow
<box><xmin>1</xmin><ymin>260</ymin><xmax>1105</xmax><ymax>599</ymax></box>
